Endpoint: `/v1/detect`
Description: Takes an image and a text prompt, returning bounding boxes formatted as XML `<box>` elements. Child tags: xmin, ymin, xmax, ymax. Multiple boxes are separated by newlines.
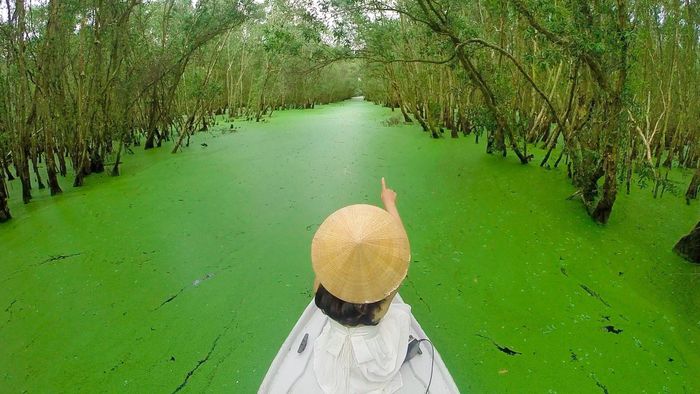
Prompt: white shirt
<box><xmin>312</xmin><ymin>302</ymin><xmax>412</xmax><ymax>394</ymax></box>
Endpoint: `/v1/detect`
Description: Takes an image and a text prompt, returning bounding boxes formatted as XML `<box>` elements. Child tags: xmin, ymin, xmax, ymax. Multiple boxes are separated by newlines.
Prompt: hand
<box><xmin>381</xmin><ymin>177</ymin><xmax>397</xmax><ymax>208</ymax></box>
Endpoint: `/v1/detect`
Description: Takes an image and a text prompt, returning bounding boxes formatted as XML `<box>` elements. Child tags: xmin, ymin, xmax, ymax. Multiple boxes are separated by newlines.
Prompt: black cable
<box><xmin>417</xmin><ymin>339</ymin><xmax>435</xmax><ymax>393</ymax></box>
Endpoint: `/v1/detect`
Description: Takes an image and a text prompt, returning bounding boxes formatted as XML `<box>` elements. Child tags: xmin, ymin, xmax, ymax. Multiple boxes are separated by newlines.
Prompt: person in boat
<box><xmin>310</xmin><ymin>177</ymin><xmax>412</xmax><ymax>393</ymax></box>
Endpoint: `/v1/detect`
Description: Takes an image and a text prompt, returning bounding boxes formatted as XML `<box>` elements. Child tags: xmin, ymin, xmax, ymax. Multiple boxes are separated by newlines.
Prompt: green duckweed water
<box><xmin>1</xmin><ymin>98</ymin><xmax>699</xmax><ymax>393</ymax></box>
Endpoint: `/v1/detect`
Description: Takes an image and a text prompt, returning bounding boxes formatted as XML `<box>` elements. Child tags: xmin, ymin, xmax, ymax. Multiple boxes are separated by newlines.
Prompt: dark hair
<box><xmin>314</xmin><ymin>284</ymin><xmax>383</xmax><ymax>327</ymax></box>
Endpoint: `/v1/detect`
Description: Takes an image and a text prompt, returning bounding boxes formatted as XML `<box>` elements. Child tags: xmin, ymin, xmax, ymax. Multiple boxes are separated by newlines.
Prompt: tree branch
<box><xmin>461</xmin><ymin>38</ymin><xmax>570</xmax><ymax>143</ymax></box>
<box><xmin>509</xmin><ymin>0</ymin><xmax>609</xmax><ymax>91</ymax></box>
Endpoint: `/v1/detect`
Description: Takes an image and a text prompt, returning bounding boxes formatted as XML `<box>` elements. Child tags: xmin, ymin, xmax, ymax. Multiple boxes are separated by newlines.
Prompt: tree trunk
<box><xmin>90</xmin><ymin>149</ymin><xmax>105</xmax><ymax>173</ymax></box>
<box><xmin>686</xmin><ymin>167</ymin><xmax>700</xmax><ymax>204</ymax></box>
<box><xmin>572</xmin><ymin>154</ymin><xmax>604</xmax><ymax>203</ymax></box>
<box><xmin>590</xmin><ymin>145</ymin><xmax>618</xmax><ymax>224</ymax></box>
<box><xmin>14</xmin><ymin>0</ymin><xmax>32</xmax><ymax>204</ymax></box>
<box><xmin>30</xmin><ymin>150</ymin><xmax>45</xmax><ymax>189</ymax></box>
<box><xmin>144</xmin><ymin>130</ymin><xmax>156</xmax><ymax>149</ymax></box>
<box><xmin>540</xmin><ymin>127</ymin><xmax>561</xmax><ymax>167</ymax></box>
<box><xmin>454</xmin><ymin>45</ymin><xmax>526</xmax><ymax>163</ymax></box>
<box><xmin>72</xmin><ymin>145</ymin><xmax>89</xmax><ymax>187</ymax></box>
<box><xmin>591</xmin><ymin>0</ymin><xmax>629</xmax><ymax>224</ymax></box>
<box><xmin>57</xmin><ymin>147</ymin><xmax>67</xmax><ymax>176</ymax></box>
<box><xmin>0</xmin><ymin>168</ymin><xmax>10</xmax><ymax>222</ymax></box>
<box><xmin>399</xmin><ymin>105</ymin><xmax>412</xmax><ymax>123</ymax></box>
<box><xmin>413</xmin><ymin>105</ymin><xmax>430</xmax><ymax>132</ymax></box>
<box><xmin>1</xmin><ymin>155</ymin><xmax>14</xmax><ymax>181</ymax></box>
<box><xmin>144</xmin><ymin>89</ymin><xmax>160</xmax><ymax>150</ymax></box>
<box><xmin>111</xmin><ymin>136</ymin><xmax>124</xmax><ymax>176</ymax></box>
<box><xmin>674</xmin><ymin>222</ymin><xmax>700</xmax><ymax>264</ymax></box>
<box><xmin>172</xmin><ymin>114</ymin><xmax>195</xmax><ymax>154</ymax></box>
<box><xmin>18</xmin><ymin>147</ymin><xmax>32</xmax><ymax>204</ymax></box>
<box><xmin>36</xmin><ymin>0</ymin><xmax>64</xmax><ymax>196</ymax></box>
<box><xmin>45</xmin><ymin>136</ymin><xmax>62</xmax><ymax>195</ymax></box>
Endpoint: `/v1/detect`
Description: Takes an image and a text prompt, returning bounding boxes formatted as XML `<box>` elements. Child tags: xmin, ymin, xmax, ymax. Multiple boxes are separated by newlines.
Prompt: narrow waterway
<box><xmin>1</xmin><ymin>98</ymin><xmax>698</xmax><ymax>392</ymax></box>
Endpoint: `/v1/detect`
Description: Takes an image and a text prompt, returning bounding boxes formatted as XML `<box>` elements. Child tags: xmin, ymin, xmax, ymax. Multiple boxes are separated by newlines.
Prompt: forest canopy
<box><xmin>0</xmin><ymin>0</ymin><xmax>698</xmax><ymax>231</ymax></box>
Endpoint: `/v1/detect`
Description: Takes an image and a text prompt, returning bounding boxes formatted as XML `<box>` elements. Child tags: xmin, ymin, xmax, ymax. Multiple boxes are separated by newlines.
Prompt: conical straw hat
<box><xmin>311</xmin><ymin>204</ymin><xmax>410</xmax><ymax>304</ymax></box>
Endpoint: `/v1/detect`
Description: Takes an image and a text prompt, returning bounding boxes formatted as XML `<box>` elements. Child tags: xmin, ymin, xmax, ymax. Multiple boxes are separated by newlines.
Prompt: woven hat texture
<box><xmin>311</xmin><ymin>204</ymin><xmax>410</xmax><ymax>303</ymax></box>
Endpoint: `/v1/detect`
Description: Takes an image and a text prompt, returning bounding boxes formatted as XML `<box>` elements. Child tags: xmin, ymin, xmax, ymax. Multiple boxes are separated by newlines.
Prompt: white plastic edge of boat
<box><xmin>259</xmin><ymin>294</ymin><xmax>460</xmax><ymax>393</ymax></box>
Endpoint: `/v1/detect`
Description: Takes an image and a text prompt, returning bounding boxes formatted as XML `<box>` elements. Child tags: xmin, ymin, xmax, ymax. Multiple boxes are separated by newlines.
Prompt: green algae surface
<box><xmin>1</xmin><ymin>98</ymin><xmax>699</xmax><ymax>393</ymax></box>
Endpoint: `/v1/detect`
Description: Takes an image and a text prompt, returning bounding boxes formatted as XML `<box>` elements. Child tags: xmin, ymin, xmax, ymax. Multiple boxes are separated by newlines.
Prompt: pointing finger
<box><xmin>381</xmin><ymin>177</ymin><xmax>387</xmax><ymax>190</ymax></box>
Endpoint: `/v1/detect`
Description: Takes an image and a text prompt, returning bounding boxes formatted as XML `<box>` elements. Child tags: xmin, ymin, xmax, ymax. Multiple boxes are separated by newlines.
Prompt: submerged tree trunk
<box><xmin>685</xmin><ymin>167</ymin><xmax>700</xmax><ymax>204</ymax></box>
<box><xmin>674</xmin><ymin>222</ymin><xmax>700</xmax><ymax>264</ymax></box>
<box><xmin>413</xmin><ymin>105</ymin><xmax>430</xmax><ymax>132</ymax></box>
<box><xmin>590</xmin><ymin>144</ymin><xmax>618</xmax><ymax>223</ymax></box>
<box><xmin>399</xmin><ymin>105</ymin><xmax>412</xmax><ymax>123</ymax></box>
<box><xmin>0</xmin><ymin>169</ymin><xmax>10</xmax><ymax>222</ymax></box>
<box><xmin>111</xmin><ymin>139</ymin><xmax>123</xmax><ymax>176</ymax></box>
<box><xmin>144</xmin><ymin>89</ymin><xmax>160</xmax><ymax>150</ymax></box>
<box><xmin>57</xmin><ymin>147</ymin><xmax>67</xmax><ymax>176</ymax></box>
<box><xmin>1</xmin><ymin>155</ymin><xmax>15</xmax><ymax>181</ymax></box>
<box><xmin>30</xmin><ymin>151</ymin><xmax>45</xmax><ymax>189</ymax></box>
<box><xmin>45</xmin><ymin>139</ymin><xmax>62</xmax><ymax>195</ymax></box>
<box><xmin>72</xmin><ymin>144</ymin><xmax>89</xmax><ymax>187</ymax></box>
<box><xmin>454</xmin><ymin>45</ymin><xmax>527</xmax><ymax>163</ymax></box>
<box><xmin>17</xmin><ymin>147</ymin><xmax>32</xmax><ymax>204</ymax></box>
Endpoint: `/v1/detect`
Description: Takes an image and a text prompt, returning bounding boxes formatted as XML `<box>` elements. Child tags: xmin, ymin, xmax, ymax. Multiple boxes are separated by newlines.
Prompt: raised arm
<box><xmin>381</xmin><ymin>177</ymin><xmax>405</xmax><ymax>231</ymax></box>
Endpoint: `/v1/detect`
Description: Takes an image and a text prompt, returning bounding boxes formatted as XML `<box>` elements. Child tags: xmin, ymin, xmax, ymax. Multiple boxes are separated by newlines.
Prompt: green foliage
<box><xmin>0</xmin><ymin>0</ymin><xmax>696</xmax><ymax>219</ymax></box>
<box><xmin>468</xmin><ymin>106</ymin><xmax>496</xmax><ymax>133</ymax></box>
